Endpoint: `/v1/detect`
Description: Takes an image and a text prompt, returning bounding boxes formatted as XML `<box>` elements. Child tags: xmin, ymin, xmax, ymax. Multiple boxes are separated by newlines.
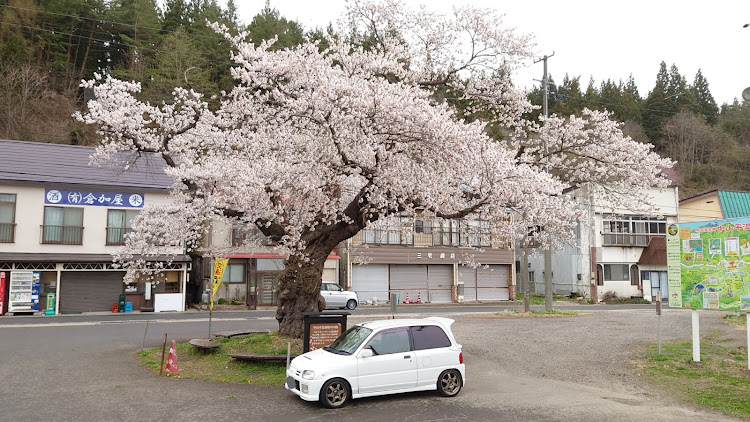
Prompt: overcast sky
<box><xmin>233</xmin><ymin>0</ymin><xmax>750</xmax><ymax>106</ymax></box>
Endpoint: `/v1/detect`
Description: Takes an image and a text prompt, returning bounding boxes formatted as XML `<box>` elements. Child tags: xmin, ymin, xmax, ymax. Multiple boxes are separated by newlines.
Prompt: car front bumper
<box><xmin>285</xmin><ymin>368</ymin><xmax>324</xmax><ymax>402</ymax></box>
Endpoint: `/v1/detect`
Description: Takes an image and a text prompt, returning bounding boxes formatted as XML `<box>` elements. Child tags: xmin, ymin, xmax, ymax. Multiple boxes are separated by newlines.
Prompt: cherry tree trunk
<box><xmin>276</xmin><ymin>254</ymin><xmax>327</xmax><ymax>338</ymax></box>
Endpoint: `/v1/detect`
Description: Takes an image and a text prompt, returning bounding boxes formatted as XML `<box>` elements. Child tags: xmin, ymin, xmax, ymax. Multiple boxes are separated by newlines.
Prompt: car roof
<box><xmin>357</xmin><ymin>317</ymin><xmax>454</xmax><ymax>331</ymax></box>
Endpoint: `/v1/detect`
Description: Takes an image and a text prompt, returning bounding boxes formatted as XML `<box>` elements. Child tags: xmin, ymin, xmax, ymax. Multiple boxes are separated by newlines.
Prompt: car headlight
<box><xmin>301</xmin><ymin>370</ymin><xmax>315</xmax><ymax>380</ymax></box>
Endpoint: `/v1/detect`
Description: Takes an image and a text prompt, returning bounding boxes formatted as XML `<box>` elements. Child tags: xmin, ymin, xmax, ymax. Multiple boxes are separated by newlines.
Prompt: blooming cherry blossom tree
<box><xmin>76</xmin><ymin>0</ymin><xmax>672</xmax><ymax>337</ymax></box>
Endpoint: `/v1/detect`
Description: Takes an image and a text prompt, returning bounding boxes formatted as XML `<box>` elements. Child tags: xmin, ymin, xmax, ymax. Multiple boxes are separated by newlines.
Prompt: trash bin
<box><xmin>118</xmin><ymin>294</ymin><xmax>126</xmax><ymax>313</ymax></box>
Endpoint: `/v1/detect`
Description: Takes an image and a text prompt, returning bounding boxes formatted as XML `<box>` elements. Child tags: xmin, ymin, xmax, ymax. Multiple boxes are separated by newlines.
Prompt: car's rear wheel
<box><xmin>346</xmin><ymin>299</ymin><xmax>357</xmax><ymax>310</ymax></box>
<box><xmin>320</xmin><ymin>378</ymin><xmax>350</xmax><ymax>408</ymax></box>
<box><xmin>437</xmin><ymin>369</ymin><xmax>462</xmax><ymax>397</ymax></box>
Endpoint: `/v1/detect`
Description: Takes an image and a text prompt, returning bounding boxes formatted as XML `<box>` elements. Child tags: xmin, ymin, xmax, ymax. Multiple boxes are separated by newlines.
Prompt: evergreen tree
<box><xmin>582</xmin><ymin>77</ymin><xmax>599</xmax><ymax>110</ymax></box>
<box><xmin>105</xmin><ymin>0</ymin><xmax>162</xmax><ymax>81</ymax></box>
<box><xmin>146</xmin><ymin>27</ymin><xmax>215</xmax><ymax>102</ymax></box>
<box><xmin>642</xmin><ymin>61</ymin><xmax>670</xmax><ymax>146</ymax></box>
<box><xmin>161</xmin><ymin>0</ymin><xmax>189</xmax><ymax>32</ymax></box>
<box><xmin>598</xmin><ymin>78</ymin><xmax>621</xmax><ymax>117</ymax></box>
<box><xmin>247</xmin><ymin>1</ymin><xmax>305</xmax><ymax>48</ymax></box>
<box><xmin>691</xmin><ymin>69</ymin><xmax>719</xmax><ymax>125</ymax></box>
<box><xmin>554</xmin><ymin>74</ymin><xmax>584</xmax><ymax>117</ymax></box>
<box><xmin>619</xmin><ymin>75</ymin><xmax>642</xmax><ymax>123</ymax></box>
<box><xmin>666</xmin><ymin>63</ymin><xmax>694</xmax><ymax>113</ymax></box>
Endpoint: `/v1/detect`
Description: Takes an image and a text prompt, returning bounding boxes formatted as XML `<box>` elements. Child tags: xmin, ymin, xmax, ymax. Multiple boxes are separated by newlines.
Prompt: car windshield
<box><xmin>324</xmin><ymin>325</ymin><xmax>373</xmax><ymax>355</ymax></box>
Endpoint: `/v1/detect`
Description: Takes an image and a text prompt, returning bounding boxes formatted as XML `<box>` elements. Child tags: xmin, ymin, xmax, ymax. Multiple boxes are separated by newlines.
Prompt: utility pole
<box><xmin>534</xmin><ymin>52</ymin><xmax>555</xmax><ymax>311</ymax></box>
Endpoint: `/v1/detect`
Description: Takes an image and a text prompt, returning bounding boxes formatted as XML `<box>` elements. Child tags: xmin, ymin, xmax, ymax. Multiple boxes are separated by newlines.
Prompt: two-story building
<box><xmin>197</xmin><ymin>221</ymin><xmax>340</xmax><ymax>308</ymax></box>
<box><xmin>0</xmin><ymin>139</ymin><xmax>190</xmax><ymax>315</ymax></box>
<box><xmin>343</xmin><ymin>217</ymin><xmax>515</xmax><ymax>304</ymax></box>
<box><xmin>524</xmin><ymin>185</ymin><xmax>679</xmax><ymax>302</ymax></box>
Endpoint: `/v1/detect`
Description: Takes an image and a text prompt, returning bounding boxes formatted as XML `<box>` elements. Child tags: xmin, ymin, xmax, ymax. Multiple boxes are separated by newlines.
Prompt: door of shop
<box><xmin>427</xmin><ymin>265</ymin><xmax>452</xmax><ymax>303</ymax></box>
<box><xmin>59</xmin><ymin>271</ymin><xmax>124</xmax><ymax>313</ymax></box>
<box><xmin>390</xmin><ymin>265</ymin><xmax>428</xmax><ymax>303</ymax></box>
<box><xmin>476</xmin><ymin>265</ymin><xmax>510</xmax><ymax>301</ymax></box>
<box><xmin>457</xmin><ymin>265</ymin><xmax>477</xmax><ymax>301</ymax></box>
<box><xmin>351</xmin><ymin>264</ymin><xmax>389</xmax><ymax>303</ymax></box>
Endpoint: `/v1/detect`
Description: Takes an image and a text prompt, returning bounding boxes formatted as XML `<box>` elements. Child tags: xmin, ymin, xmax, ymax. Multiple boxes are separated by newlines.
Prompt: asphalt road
<box><xmin>0</xmin><ymin>304</ymin><xmax>742</xmax><ymax>422</ymax></box>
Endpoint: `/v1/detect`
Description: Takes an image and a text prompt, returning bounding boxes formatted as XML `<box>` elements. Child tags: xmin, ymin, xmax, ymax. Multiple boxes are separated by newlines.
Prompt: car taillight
<box><xmin>459</xmin><ymin>352</ymin><xmax>463</xmax><ymax>364</ymax></box>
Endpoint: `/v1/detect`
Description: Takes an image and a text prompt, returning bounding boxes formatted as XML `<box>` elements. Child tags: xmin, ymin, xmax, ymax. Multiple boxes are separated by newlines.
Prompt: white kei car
<box><xmin>284</xmin><ymin>317</ymin><xmax>465</xmax><ymax>408</ymax></box>
<box><xmin>320</xmin><ymin>282</ymin><xmax>358</xmax><ymax>310</ymax></box>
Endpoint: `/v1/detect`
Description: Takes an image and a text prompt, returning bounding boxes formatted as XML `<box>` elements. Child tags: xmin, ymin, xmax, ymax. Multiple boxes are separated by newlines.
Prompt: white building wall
<box><xmin>0</xmin><ymin>184</ymin><xmax>181</xmax><ymax>256</ymax></box>
<box><xmin>524</xmin><ymin>186</ymin><xmax>679</xmax><ymax>301</ymax></box>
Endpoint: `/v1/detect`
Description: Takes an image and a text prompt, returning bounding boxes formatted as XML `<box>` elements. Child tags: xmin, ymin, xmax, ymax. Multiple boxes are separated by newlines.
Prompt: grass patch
<box><xmin>136</xmin><ymin>332</ymin><xmax>303</xmax><ymax>385</ymax></box>
<box><xmin>723</xmin><ymin>313</ymin><xmax>747</xmax><ymax>326</ymax></box>
<box><xmin>515</xmin><ymin>293</ymin><xmax>581</xmax><ymax>304</ymax></box>
<box><xmin>604</xmin><ymin>297</ymin><xmax>651</xmax><ymax>305</ymax></box>
<box><xmin>635</xmin><ymin>332</ymin><xmax>750</xmax><ymax>419</ymax></box>
<box><xmin>480</xmin><ymin>309</ymin><xmax>582</xmax><ymax>318</ymax></box>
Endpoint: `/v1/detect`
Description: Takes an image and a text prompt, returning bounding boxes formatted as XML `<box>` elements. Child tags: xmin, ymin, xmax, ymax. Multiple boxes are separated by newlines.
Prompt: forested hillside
<box><xmin>526</xmin><ymin>64</ymin><xmax>750</xmax><ymax>198</ymax></box>
<box><xmin>1</xmin><ymin>0</ymin><xmax>747</xmax><ymax>198</ymax></box>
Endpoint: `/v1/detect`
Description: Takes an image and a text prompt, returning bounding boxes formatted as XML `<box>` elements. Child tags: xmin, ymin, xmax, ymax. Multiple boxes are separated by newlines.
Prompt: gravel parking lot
<box><xmin>1</xmin><ymin>306</ymin><xmax>744</xmax><ymax>422</ymax></box>
<box><xmin>442</xmin><ymin>307</ymin><xmax>743</xmax><ymax>421</ymax></box>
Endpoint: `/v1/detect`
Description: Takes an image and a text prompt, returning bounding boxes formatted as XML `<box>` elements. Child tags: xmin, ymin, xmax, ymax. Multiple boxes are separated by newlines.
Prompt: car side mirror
<box><xmin>359</xmin><ymin>348</ymin><xmax>374</xmax><ymax>358</ymax></box>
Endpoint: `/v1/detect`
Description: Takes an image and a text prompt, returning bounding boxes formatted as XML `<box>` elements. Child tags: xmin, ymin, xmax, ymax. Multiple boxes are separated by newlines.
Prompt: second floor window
<box><xmin>361</xmin><ymin>218</ymin><xmax>492</xmax><ymax>247</ymax></box>
<box><xmin>42</xmin><ymin>206</ymin><xmax>83</xmax><ymax>245</ymax></box>
<box><xmin>602</xmin><ymin>215</ymin><xmax>666</xmax><ymax>247</ymax></box>
<box><xmin>107</xmin><ymin>209</ymin><xmax>139</xmax><ymax>246</ymax></box>
<box><xmin>0</xmin><ymin>193</ymin><xmax>16</xmax><ymax>243</ymax></box>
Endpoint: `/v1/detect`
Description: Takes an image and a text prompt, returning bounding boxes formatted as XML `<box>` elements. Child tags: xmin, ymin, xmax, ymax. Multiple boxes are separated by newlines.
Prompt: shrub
<box><xmin>230</xmin><ymin>297</ymin><xmax>243</xmax><ymax>305</ymax></box>
<box><xmin>217</xmin><ymin>298</ymin><xmax>227</xmax><ymax>305</ymax></box>
<box><xmin>601</xmin><ymin>291</ymin><xmax>619</xmax><ymax>302</ymax></box>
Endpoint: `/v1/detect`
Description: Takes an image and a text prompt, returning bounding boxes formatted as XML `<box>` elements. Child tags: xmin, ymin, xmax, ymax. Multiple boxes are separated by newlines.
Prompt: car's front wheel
<box><xmin>320</xmin><ymin>378</ymin><xmax>350</xmax><ymax>408</ymax></box>
<box><xmin>346</xmin><ymin>299</ymin><xmax>357</xmax><ymax>310</ymax></box>
<box><xmin>437</xmin><ymin>369</ymin><xmax>462</xmax><ymax>397</ymax></box>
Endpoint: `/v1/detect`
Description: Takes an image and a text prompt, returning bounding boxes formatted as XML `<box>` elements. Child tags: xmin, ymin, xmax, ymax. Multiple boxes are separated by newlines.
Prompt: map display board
<box><xmin>667</xmin><ymin>217</ymin><xmax>750</xmax><ymax>310</ymax></box>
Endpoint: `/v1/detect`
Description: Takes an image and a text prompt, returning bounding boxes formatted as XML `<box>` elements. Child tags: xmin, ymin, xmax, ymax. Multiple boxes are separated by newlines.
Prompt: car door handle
<box><xmin>403</xmin><ymin>355</ymin><xmax>411</xmax><ymax>359</ymax></box>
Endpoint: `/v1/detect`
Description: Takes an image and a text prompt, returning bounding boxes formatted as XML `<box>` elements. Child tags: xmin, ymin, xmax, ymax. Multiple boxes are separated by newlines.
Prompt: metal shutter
<box><xmin>427</xmin><ymin>265</ymin><xmax>452</xmax><ymax>303</ymax></box>
<box><xmin>457</xmin><ymin>265</ymin><xmax>477</xmax><ymax>301</ymax></box>
<box><xmin>351</xmin><ymin>264</ymin><xmax>389</xmax><ymax>303</ymax></box>
<box><xmin>390</xmin><ymin>264</ymin><xmax>428</xmax><ymax>303</ymax></box>
<box><xmin>59</xmin><ymin>271</ymin><xmax>125</xmax><ymax>313</ymax></box>
<box><xmin>476</xmin><ymin>265</ymin><xmax>510</xmax><ymax>301</ymax></box>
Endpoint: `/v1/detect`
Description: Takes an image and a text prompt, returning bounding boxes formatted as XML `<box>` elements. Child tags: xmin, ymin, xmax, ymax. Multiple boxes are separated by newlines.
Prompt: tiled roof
<box><xmin>718</xmin><ymin>191</ymin><xmax>750</xmax><ymax>219</ymax></box>
<box><xmin>637</xmin><ymin>236</ymin><xmax>666</xmax><ymax>266</ymax></box>
<box><xmin>0</xmin><ymin>139</ymin><xmax>173</xmax><ymax>191</ymax></box>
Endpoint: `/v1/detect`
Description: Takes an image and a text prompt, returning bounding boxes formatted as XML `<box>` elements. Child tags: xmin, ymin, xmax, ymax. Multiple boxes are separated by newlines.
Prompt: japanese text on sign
<box><xmin>45</xmin><ymin>188</ymin><xmax>144</xmax><ymax>208</ymax></box>
<box><xmin>308</xmin><ymin>323</ymin><xmax>342</xmax><ymax>351</ymax></box>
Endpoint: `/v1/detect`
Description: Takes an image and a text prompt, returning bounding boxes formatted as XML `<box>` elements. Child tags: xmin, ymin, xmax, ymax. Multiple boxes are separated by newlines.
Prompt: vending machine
<box><xmin>8</xmin><ymin>271</ymin><xmax>41</xmax><ymax>313</ymax></box>
<box><xmin>0</xmin><ymin>271</ymin><xmax>6</xmax><ymax>315</ymax></box>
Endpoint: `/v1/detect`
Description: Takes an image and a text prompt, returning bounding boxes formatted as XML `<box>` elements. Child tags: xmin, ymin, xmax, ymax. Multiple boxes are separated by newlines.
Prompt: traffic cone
<box><xmin>403</xmin><ymin>292</ymin><xmax>410</xmax><ymax>304</ymax></box>
<box><xmin>417</xmin><ymin>292</ymin><xmax>422</xmax><ymax>304</ymax></box>
<box><xmin>164</xmin><ymin>340</ymin><xmax>182</xmax><ymax>374</ymax></box>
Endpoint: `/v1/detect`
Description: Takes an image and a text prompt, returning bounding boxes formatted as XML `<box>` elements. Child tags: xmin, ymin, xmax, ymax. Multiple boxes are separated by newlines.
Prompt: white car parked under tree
<box><xmin>320</xmin><ymin>281</ymin><xmax>358</xmax><ymax>310</ymax></box>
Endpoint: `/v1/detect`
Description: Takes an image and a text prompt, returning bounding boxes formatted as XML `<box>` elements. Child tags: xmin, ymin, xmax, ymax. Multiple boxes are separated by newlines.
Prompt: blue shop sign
<box><xmin>45</xmin><ymin>188</ymin><xmax>144</xmax><ymax>208</ymax></box>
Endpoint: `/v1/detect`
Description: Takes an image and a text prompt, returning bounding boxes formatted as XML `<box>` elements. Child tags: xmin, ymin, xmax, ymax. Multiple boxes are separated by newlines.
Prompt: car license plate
<box><xmin>286</xmin><ymin>376</ymin><xmax>295</xmax><ymax>389</ymax></box>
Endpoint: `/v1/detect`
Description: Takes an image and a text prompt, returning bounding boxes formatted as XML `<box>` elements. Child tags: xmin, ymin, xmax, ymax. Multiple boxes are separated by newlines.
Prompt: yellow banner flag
<box><xmin>211</xmin><ymin>258</ymin><xmax>229</xmax><ymax>310</ymax></box>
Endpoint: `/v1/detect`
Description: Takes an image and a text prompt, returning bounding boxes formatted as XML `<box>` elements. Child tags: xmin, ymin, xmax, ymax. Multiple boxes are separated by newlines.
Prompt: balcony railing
<box><xmin>357</xmin><ymin>227</ymin><xmax>493</xmax><ymax>248</ymax></box>
<box><xmin>602</xmin><ymin>233</ymin><xmax>663</xmax><ymax>247</ymax></box>
<box><xmin>40</xmin><ymin>225</ymin><xmax>84</xmax><ymax>245</ymax></box>
<box><xmin>106</xmin><ymin>227</ymin><xmax>133</xmax><ymax>246</ymax></box>
<box><xmin>0</xmin><ymin>222</ymin><xmax>15</xmax><ymax>243</ymax></box>
<box><xmin>232</xmin><ymin>227</ymin><xmax>275</xmax><ymax>247</ymax></box>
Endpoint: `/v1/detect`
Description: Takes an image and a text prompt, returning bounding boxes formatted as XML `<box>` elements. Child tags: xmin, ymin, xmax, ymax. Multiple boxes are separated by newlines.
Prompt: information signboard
<box><xmin>667</xmin><ymin>217</ymin><xmax>750</xmax><ymax>310</ymax></box>
<box><xmin>302</xmin><ymin>312</ymin><xmax>349</xmax><ymax>353</ymax></box>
